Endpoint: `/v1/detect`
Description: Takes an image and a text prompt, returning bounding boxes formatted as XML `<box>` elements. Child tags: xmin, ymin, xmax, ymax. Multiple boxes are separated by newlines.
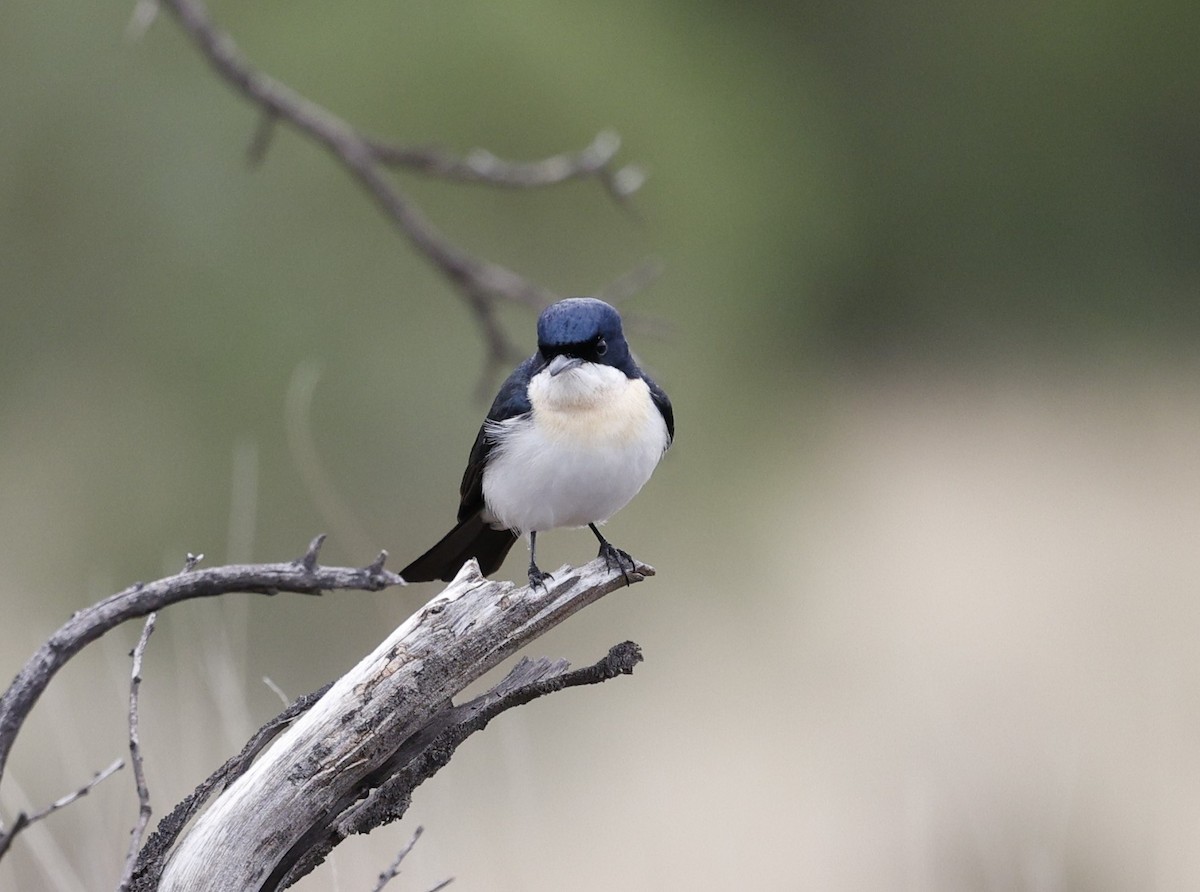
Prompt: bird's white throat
<box><xmin>525</xmin><ymin>362</ymin><xmax>654</xmax><ymax>441</ymax></box>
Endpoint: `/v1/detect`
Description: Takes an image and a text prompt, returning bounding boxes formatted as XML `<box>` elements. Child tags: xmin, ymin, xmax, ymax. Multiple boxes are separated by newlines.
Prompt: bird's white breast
<box><xmin>481</xmin><ymin>363</ymin><xmax>669</xmax><ymax>534</ymax></box>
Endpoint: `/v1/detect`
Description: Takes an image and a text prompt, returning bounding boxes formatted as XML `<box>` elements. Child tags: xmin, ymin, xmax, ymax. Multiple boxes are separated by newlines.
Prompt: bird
<box><xmin>401</xmin><ymin>297</ymin><xmax>674</xmax><ymax>588</ymax></box>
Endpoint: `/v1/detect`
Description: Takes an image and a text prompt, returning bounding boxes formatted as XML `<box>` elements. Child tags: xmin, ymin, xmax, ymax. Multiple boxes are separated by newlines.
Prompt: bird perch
<box><xmin>129</xmin><ymin>556</ymin><xmax>650</xmax><ymax>890</ymax></box>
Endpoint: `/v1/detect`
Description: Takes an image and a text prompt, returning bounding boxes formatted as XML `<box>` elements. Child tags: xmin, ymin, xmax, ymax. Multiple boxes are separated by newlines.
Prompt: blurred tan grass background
<box><xmin>2</xmin><ymin>0</ymin><xmax>1200</xmax><ymax>889</ymax></box>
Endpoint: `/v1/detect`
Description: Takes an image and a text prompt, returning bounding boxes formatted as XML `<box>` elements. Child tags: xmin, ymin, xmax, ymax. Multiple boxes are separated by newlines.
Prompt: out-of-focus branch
<box><xmin>0</xmin><ymin>536</ymin><xmax>402</xmax><ymax>797</ymax></box>
<box><xmin>370</xmin><ymin>826</ymin><xmax>425</xmax><ymax>892</ymax></box>
<box><xmin>368</xmin><ymin>826</ymin><xmax>453</xmax><ymax>892</ymax></box>
<box><xmin>0</xmin><ymin>759</ymin><xmax>124</xmax><ymax>862</ymax></box>
<box><xmin>154</xmin><ymin>0</ymin><xmax>651</xmax><ymax>372</ymax></box>
<box><xmin>368</xmin><ymin>129</ymin><xmax>644</xmax><ymax>204</ymax></box>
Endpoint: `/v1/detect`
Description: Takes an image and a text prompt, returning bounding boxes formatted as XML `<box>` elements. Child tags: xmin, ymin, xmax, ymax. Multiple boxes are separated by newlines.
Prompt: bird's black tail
<box><xmin>400</xmin><ymin>513</ymin><xmax>520</xmax><ymax>582</ymax></box>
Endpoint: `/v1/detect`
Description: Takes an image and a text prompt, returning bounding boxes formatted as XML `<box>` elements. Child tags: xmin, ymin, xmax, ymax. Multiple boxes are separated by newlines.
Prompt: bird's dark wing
<box><xmin>643</xmin><ymin>374</ymin><xmax>674</xmax><ymax>446</ymax></box>
<box><xmin>402</xmin><ymin>355</ymin><xmax>541</xmax><ymax>583</ymax></box>
<box><xmin>456</xmin><ymin>354</ymin><xmax>541</xmax><ymax>523</ymax></box>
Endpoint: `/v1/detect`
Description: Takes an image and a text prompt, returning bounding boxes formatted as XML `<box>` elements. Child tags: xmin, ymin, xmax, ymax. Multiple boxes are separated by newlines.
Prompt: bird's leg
<box><xmin>527</xmin><ymin>530</ymin><xmax>554</xmax><ymax>590</ymax></box>
<box><xmin>589</xmin><ymin>523</ymin><xmax>635</xmax><ymax>584</ymax></box>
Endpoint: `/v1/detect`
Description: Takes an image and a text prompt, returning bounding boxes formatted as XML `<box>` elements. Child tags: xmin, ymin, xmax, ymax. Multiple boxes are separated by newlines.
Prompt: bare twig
<box><xmin>0</xmin><ymin>759</ymin><xmax>124</xmax><ymax>861</ymax></box>
<box><xmin>124</xmin><ymin>0</ymin><xmax>159</xmax><ymax>42</ymax></box>
<box><xmin>371</xmin><ymin>828</ymin><xmax>454</xmax><ymax>892</ymax></box>
<box><xmin>154</xmin><ymin>0</ymin><xmax>650</xmax><ymax>373</ymax></box>
<box><xmin>0</xmin><ymin>540</ymin><xmax>404</xmax><ymax>790</ymax></box>
<box><xmin>284</xmin><ymin>363</ymin><xmax>375</xmax><ymax>557</ymax></box>
<box><xmin>368</xmin><ymin>128</ymin><xmax>642</xmax><ymax>206</ymax></box>
<box><xmin>594</xmin><ymin>257</ymin><xmax>665</xmax><ymax>306</ymax></box>
<box><xmin>118</xmin><ymin>614</ymin><xmax>158</xmax><ymax>891</ymax></box>
<box><xmin>371</xmin><ymin>826</ymin><xmax>423</xmax><ymax>892</ymax></box>
<box><xmin>262</xmin><ymin>676</ymin><xmax>291</xmax><ymax>708</ymax></box>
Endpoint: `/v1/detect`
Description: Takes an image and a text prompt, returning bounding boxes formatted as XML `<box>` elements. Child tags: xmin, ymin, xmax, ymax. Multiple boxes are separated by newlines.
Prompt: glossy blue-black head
<box><xmin>536</xmin><ymin>297</ymin><xmax>634</xmax><ymax>374</ymax></box>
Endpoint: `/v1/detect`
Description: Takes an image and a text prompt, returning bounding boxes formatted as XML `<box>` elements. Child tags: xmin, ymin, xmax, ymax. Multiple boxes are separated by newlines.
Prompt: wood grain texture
<box><xmin>154</xmin><ymin>556</ymin><xmax>651</xmax><ymax>891</ymax></box>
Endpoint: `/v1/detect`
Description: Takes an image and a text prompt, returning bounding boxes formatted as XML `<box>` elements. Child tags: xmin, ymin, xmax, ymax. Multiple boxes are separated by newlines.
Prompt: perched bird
<box><xmin>401</xmin><ymin>297</ymin><xmax>674</xmax><ymax>587</ymax></box>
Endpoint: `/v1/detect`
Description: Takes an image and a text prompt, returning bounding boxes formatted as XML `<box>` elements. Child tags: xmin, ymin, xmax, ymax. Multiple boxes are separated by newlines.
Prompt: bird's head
<box><xmin>536</xmin><ymin>297</ymin><xmax>634</xmax><ymax>377</ymax></box>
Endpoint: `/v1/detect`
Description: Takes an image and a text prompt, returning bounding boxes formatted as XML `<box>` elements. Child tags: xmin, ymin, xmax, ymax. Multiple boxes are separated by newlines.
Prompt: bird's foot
<box><xmin>528</xmin><ymin>565</ymin><xmax>554</xmax><ymax>591</ymax></box>
<box><xmin>598</xmin><ymin>541</ymin><xmax>637</xmax><ymax>585</ymax></box>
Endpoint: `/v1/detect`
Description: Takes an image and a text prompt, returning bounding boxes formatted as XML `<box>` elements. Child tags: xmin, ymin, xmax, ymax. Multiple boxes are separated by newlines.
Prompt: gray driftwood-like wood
<box><xmin>147</xmin><ymin>556</ymin><xmax>651</xmax><ymax>891</ymax></box>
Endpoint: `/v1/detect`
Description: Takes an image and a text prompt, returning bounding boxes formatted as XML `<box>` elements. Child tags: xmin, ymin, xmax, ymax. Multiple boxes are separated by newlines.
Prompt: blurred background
<box><xmin>2</xmin><ymin>0</ymin><xmax>1199</xmax><ymax>889</ymax></box>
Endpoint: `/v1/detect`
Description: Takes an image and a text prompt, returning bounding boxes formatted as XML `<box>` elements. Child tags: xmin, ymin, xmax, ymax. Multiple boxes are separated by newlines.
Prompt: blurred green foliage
<box><xmin>786</xmin><ymin>0</ymin><xmax>1200</xmax><ymax>361</ymax></box>
<box><xmin>0</xmin><ymin>0</ymin><xmax>1194</xmax><ymax>634</ymax></box>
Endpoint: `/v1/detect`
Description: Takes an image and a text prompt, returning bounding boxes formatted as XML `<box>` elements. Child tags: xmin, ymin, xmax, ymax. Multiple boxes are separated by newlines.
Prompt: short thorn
<box><xmin>301</xmin><ymin>534</ymin><xmax>327</xmax><ymax>571</ymax></box>
<box><xmin>247</xmin><ymin>109</ymin><xmax>278</xmax><ymax>167</ymax></box>
<box><xmin>367</xmin><ymin>550</ymin><xmax>388</xmax><ymax>575</ymax></box>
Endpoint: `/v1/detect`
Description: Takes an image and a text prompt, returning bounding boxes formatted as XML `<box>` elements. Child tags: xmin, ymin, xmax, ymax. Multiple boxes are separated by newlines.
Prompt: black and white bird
<box><xmin>401</xmin><ymin>297</ymin><xmax>674</xmax><ymax>587</ymax></box>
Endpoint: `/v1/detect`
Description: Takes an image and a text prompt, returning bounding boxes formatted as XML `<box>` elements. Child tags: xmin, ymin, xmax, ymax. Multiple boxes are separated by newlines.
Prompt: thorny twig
<box><xmin>117</xmin><ymin>613</ymin><xmax>158</xmax><ymax>891</ymax></box>
<box><xmin>370</xmin><ymin>826</ymin><xmax>454</xmax><ymax>892</ymax></box>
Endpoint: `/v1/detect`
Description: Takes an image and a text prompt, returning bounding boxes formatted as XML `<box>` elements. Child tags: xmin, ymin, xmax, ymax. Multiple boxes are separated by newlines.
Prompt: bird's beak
<box><xmin>548</xmin><ymin>355</ymin><xmax>584</xmax><ymax>377</ymax></box>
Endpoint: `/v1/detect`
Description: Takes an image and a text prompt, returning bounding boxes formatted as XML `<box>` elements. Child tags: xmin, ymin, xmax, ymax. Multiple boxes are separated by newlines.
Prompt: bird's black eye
<box><xmin>595</xmin><ymin>337</ymin><xmax>608</xmax><ymax>357</ymax></box>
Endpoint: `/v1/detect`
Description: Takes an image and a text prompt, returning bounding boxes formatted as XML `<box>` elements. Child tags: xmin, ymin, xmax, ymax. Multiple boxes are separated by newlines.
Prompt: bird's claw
<box><xmin>528</xmin><ymin>567</ymin><xmax>554</xmax><ymax>591</ymax></box>
<box><xmin>598</xmin><ymin>542</ymin><xmax>636</xmax><ymax>585</ymax></box>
